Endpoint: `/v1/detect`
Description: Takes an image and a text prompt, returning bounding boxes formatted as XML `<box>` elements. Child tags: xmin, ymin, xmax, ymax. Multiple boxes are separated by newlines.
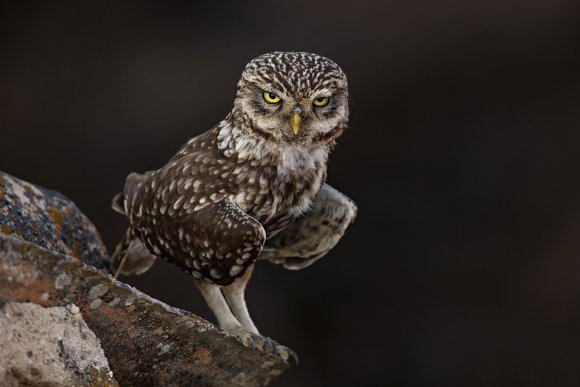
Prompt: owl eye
<box><xmin>313</xmin><ymin>97</ymin><xmax>330</xmax><ymax>107</ymax></box>
<box><xmin>263</xmin><ymin>91</ymin><xmax>281</xmax><ymax>104</ymax></box>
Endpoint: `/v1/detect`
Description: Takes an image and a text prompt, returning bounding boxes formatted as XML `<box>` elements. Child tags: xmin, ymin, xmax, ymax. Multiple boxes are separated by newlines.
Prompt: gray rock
<box><xmin>0</xmin><ymin>172</ymin><xmax>109</xmax><ymax>269</ymax></box>
<box><xmin>0</xmin><ymin>301</ymin><xmax>118</xmax><ymax>387</ymax></box>
<box><xmin>0</xmin><ymin>234</ymin><xmax>289</xmax><ymax>386</ymax></box>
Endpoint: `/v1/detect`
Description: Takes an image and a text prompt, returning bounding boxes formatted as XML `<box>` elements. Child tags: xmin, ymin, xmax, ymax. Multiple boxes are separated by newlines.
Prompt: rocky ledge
<box><xmin>0</xmin><ymin>172</ymin><xmax>288</xmax><ymax>386</ymax></box>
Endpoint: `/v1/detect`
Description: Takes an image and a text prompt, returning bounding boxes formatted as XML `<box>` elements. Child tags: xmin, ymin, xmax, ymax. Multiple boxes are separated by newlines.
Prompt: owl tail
<box><xmin>112</xmin><ymin>171</ymin><xmax>152</xmax><ymax>216</ymax></box>
<box><xmin>111</xmin><ymin>192</ymin><xmax>126</xmax><ymax>215</ymax></box>
<box><xmin>111</xmin><ymin>227</ymin><xmax>157</xmax><ymax>278</ymax></box>
<box><xmin>111</xmin><ymin>171</ymin><xmax>156</xmax><ymax>278</ymax></box>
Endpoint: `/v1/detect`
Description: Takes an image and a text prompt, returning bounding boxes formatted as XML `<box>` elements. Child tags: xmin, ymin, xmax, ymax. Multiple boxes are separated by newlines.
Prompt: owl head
<box><xmin>233</xmin><ymin>52</ymin><xmax>349</xmax><ymax>146</ymax></box>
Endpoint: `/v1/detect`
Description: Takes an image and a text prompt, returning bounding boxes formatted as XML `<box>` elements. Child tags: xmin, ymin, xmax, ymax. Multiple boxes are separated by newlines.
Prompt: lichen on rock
<box><xmin>0</xmin><ymin>172</ymin><xmax>109</xmax><ymax>269</ymax></box>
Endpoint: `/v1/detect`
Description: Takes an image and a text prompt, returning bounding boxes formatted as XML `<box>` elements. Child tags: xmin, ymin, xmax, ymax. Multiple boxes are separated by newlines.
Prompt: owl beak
<box><xmin>291</xmin><ymin>112</ymin><xmax>302</xmax><ymax>136</ymax></box>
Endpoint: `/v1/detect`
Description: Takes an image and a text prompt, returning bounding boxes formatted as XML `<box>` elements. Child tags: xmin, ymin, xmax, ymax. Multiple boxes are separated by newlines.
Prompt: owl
<box><xmin>112</xmin><ymin>52</ymin><xmax>357</xmax><ymax>362</ymax></box>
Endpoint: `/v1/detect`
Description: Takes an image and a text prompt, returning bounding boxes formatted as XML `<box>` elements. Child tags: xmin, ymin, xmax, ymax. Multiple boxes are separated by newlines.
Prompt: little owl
<box><xmin>112</xmin><ymin>51</ymin><xmax>357</xmax><ymax>362</ymax></box>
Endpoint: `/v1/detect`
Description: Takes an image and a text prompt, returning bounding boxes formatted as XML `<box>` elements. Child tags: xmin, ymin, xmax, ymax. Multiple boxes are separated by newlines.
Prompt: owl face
<box><xmin>234</xmin><ymin>52</ymin><xmax>349</xmax><ymax>146</ymax></box>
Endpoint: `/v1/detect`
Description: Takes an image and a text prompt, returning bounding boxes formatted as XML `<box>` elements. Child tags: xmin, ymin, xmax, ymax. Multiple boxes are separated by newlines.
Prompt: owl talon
<box><xmin>253</xmin><ymin>336</ymin><xmax>298</xmax><ymax>364</ymax></box>
<box><xmin>262</xmin><ymin>336</ymin><xmax>275</xmax><ymax>353</ymax></box>
<box><xmin>235</xmin><ymin>332</ymin><xmax>256</xmax><ymax>349</ymax></box>
<box><xmin>260</xmin><ymin>337</ymin><xmax>299</xmax><ymax>365</ymax></box>
<box><xmin>274</xmin><ymin>343</ymin><xmax>299</xmax><ymax>365</ymax></box>
<box><xmin>229</xmin><ymin>329</ymin><xmax>297</xmax><ymax>364</ymax></box>
<box><xmin>243</xmin><ymin>332</ymin><xmax>272</xmax><ymax>353</ymax></box>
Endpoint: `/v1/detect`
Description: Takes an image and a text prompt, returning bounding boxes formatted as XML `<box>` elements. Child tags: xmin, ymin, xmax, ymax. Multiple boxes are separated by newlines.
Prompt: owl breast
<box><xmin>231</xmin><ymin>146</ymin><xmax>327</xmax><ymax>237</ymax></box>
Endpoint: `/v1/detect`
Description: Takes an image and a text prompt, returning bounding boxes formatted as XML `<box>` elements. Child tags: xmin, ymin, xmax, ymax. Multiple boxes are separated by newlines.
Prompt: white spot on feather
<box><xmin>229</xmin><ymin>265</ymin><xmax>243</xmax><ymax>277</ymax></box>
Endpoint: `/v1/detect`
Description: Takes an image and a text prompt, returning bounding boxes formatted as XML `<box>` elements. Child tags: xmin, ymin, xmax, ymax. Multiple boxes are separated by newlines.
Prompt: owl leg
<box><xmin>193</xmin><ymin>279</ymin><xmax>243</xmax><ymax>334</ymax></box>
<box><xmin>221</xmin><ymin>264</ymin><xmax>259</xmax><ymax>334</ymax></box>
<box><xmin>194</xmin><ymin>279</ymin><xmax>274</xmax><ymax>352</ymax></box>
<box><xmin>221</xmin><ymin>265</ymin><xmax>299</xmax><ymax>363</ymax></box>
<box><xmin>196</xmin><ymin>274</ymin><xmax>298</xmax><ymax>363</ymax></box>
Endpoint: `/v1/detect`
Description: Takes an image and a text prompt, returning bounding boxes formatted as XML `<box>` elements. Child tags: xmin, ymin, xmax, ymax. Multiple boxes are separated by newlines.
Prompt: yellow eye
<box><xmin>263</xmin><ymin>91</ymin><xmax>281</xmax><ymax>104</ymax></box>
<box><xmin>313</xmin><ymin>97</ymin><xmax>330</xmax><ymax>107</ymax></box>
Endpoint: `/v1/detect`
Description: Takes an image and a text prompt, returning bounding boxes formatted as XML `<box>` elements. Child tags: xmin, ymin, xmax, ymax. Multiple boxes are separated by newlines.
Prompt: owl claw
<box><xmin>272</xmin><ymin>343</ymin><xmax>299</xmax><ymax>365</ymax></box>
<box><xmin>234</xmin><ymin>331</ymin><xmax>256</xmax><ymax>349</ymax></box>
<box><xmin>255</xmin><ymin>337</ymin><xmax>298</xmax><ymax>364</ymax></box>
<box><xmin>229</xmin><ymin>329</ymin><xmax>298</xmax><ymax>364</ymax></box>
<box><xmin>260</xmin><ymin>336</ymin><xmax>276</xmax><ymax>355</ymax></box>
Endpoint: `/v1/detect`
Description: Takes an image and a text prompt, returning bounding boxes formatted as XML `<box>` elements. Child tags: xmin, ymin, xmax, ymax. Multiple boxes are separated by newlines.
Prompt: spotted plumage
<box><xmin>112</xmin><ymin>52</ymin><xmax>357</xmax><ymax>358</ymax></box>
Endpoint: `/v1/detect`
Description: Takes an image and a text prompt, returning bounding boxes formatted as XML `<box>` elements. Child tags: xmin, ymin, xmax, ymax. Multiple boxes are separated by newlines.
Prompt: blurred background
<box><xmin>1</xmin><ymin>1</ymin><xmax>580</xmax><ymax>385</ymax></box>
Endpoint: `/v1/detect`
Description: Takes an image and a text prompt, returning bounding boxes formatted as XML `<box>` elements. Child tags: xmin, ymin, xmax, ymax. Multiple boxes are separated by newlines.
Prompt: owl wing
<box><xmin>260</xmin><ymin>184</ymin><xmax>357</xmax><ymax>270</ymax></box>
<box><xmin>119</xmin><ymin>141</ymin><xmax>266</xmax><ymax>285</ymax></box>
<box><xmin>139</xmin><ymin>197</ymin><xmax>266</xmax><ymax>285</ymax></box>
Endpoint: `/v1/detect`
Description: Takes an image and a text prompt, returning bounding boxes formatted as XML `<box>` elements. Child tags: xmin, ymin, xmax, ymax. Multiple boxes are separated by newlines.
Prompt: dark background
<box><xmin>2</xmin><ymin>1</ymin><xmax>580</xmax><ymax>385</ymax></box>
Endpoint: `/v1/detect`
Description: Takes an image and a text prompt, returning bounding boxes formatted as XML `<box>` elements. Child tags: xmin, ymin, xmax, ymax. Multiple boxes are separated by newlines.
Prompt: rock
<box><xmin>0</xmin><ymin>172</ymin><xmax>109</xmax><ymax>270</ymax></box>
<box><xmin>0</xmin><ymin>301</ymin><xmax>118</xmax><ymax>387</ymax></box>
<box><xmin>0</xmin><ymin>234</ymin><xmax>288</xmax><ymax>386</ymax></box>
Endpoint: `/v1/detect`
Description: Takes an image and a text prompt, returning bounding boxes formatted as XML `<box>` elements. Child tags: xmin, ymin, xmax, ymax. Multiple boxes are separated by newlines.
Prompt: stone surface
<box><xmin>0</xmin><ymin>171</ymin><xmax>109</xmax><ymax>269</ymax></box>
<box><xmin>0</xmin><ymin>301</ymin><xmax>118</xmax><ymax>387</ymax></box>
<box><xmin>0</xmin><ymin>234</ymin><xmax>288</xmax><ymax>386</ymax></box>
